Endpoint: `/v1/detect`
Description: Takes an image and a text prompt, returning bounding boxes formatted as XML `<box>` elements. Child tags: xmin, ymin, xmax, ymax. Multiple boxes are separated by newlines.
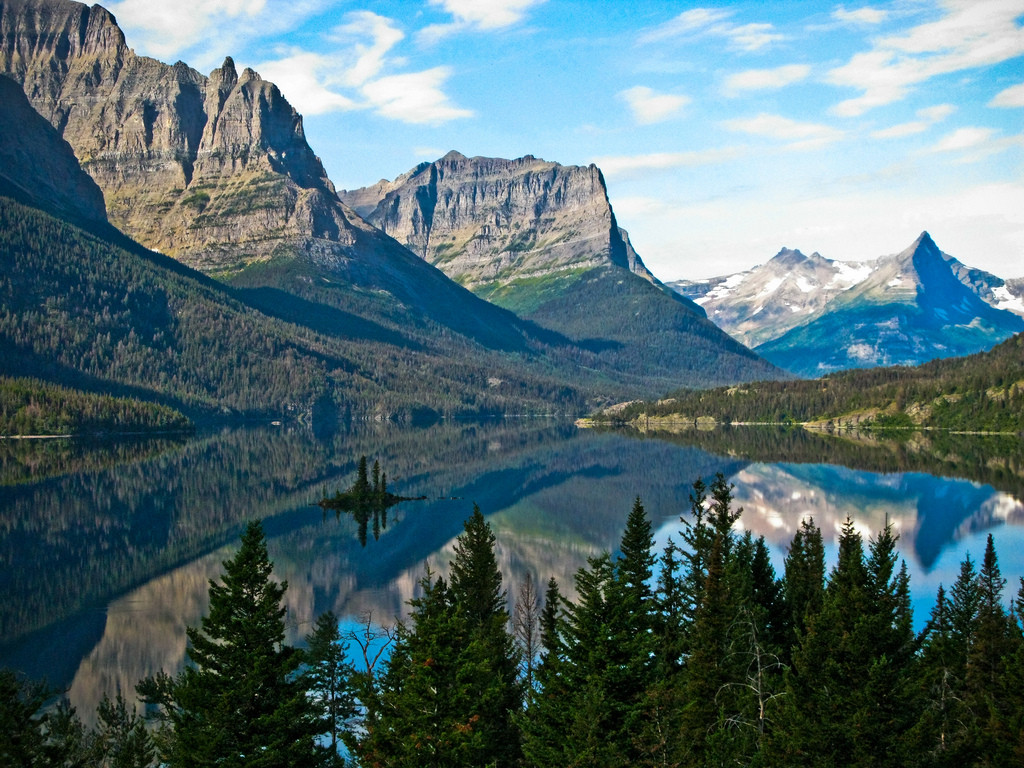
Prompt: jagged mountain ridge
<box><xmin>0</xmin><ymin>0</ymin><xmax>785</xmax><ymax>400</ymax></box>
<box><xmin>673</xmin><ymin>237</ymin><xmax>1024</xmax><ymax>351</ymax></box>
<box><xmin>341</xmin><ymin>150</ymin><xmax>660</xmax><ymax>293</ymax></box>
<box><xmin>748</xmin><ymin>233</ymin><xmax>1024</xmax><ymax>376</ymax></box>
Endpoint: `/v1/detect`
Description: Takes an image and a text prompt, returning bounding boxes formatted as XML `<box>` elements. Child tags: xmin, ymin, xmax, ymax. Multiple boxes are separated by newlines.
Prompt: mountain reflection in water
<box><xmin>1</xmin><ymin>422</ymin><xmax>1022</xmax><ymax>723</ymax></box>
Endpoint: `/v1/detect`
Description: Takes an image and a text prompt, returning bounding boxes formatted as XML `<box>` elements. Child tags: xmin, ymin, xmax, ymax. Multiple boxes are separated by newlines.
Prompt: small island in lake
<box><xmin>319</xmin><ymin>456</ymin><xmax>423</xmax><ymax>545</ymax></box>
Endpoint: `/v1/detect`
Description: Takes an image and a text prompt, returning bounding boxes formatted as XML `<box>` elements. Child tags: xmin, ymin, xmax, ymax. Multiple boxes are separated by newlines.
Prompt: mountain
<box><xmin>0</xmin><ymin>0</ymin><xmax>783</xmax><ymax>397</ymax></box>
<box><xmin>670</xmin><ymin>247</ymin><xmax>876</xmax><ymax>348</ymax></box>
<box><xmin>672</xmin><ymin>234</ymin><xmax>1024</xmax><ymax>377</ymax></box>
<box><xmin>342</xmin><ymin>151</ymin><xmax>783</xmax><ymax>389</ymax></box>
<box><xmin>0</xmin><ymin>73</ymin><xmax>107</xmax><ymax>225</ymax></box>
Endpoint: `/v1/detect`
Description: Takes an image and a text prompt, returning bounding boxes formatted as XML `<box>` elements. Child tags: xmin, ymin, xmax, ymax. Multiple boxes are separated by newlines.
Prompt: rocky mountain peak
<box><xmin>340</xmin><ymin>152</ymin><xmax>660</xmax><ymax>292</ymax></box>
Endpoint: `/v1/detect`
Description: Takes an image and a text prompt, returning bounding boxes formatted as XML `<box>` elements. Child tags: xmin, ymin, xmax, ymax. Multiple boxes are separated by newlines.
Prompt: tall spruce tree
<box><xmin>137</xmin><ymin>520</ymin><xmax>318</xmax><ymax>768</ymax></box>
<box><xmin>357</xmin><ymin>507</ymin><xmax>522</xmax><ymax>768</ymax></box>
<box><xmin>302</xmin><ymin>612</ymin><xmax>356</xmax><ymax>767</ymax></box>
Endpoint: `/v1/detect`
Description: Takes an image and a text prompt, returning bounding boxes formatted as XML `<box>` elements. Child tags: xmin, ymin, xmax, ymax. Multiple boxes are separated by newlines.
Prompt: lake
<box><xmin>1</xmin><ymin>420</ymin><xmax>1022</xmax><ymax>721</ymax></box>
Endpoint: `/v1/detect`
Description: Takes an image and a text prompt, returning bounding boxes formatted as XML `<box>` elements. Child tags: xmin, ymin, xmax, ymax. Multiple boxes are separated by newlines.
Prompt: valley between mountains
<box><xmin>1</xmin><ymin>0</ymin><xmax>1022</xmax><ymax>431</ymax></box>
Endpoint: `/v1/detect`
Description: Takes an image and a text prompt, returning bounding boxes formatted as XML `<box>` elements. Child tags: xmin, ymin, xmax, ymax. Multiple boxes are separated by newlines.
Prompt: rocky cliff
<box><xmin>0</xmin><ymin>73</ymin><xmax>106</xmax><ymax>224</ymax></box>
<box><xmin>342</xmin><ymin>151</ymin><xmax>659</xmax><ymax>292</ymax></box>
<box><xmin>0</xmin><ymin>0</ymin><xmax>371</xmax><ymax>273</ymax></box>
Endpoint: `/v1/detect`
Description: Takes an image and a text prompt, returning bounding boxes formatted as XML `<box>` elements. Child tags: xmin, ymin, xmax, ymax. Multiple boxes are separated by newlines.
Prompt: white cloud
<box><xmin>828</xmin><ymin>0</ymin><xmax>1024</xmax><ymax>117</ymax></box>
<box><xmin>594</xmin><ymin>147</ymin><xmax>748</xmax><ymax>179</ymax></box>
<box><xmin>361</xmin><ymin>68</ymin><xmax>474</xmax><ymax>125</ymax></box>
<box><xmin>430</xmin><ymin>0</ymin><xmax>545</xmax><ymax>29</ymax></box>
<box><xmin>723</xmin><ymin>113</ymin><xmax>844</xmax><ymax>147</ymax></box>
<box><xmin>105</xmin><ymin>0</ymin><xmax>332</xmax><ymax>69</ymax></box>
<box><xmin>256</xmin><ymin>52</ymin><xmax>359</xmax><ymax>115</ymax></box>
<box><xmin>871</xmin><ymin>103</ymin><xmax>955</xmax><ymax>138</ymax></box>
<box><xmin>419</xmin><ymin>0</ymin><xmax>545</xmax><ymax>42</ymax></box>
<box><xmin>329</xmin><ymin>12</ymin><xmax>405</xmax><ymax>88</ymax></box>
<box><xmin>724</xmin><ymin>64</ymin><xmax>811</xmax><ymax>94</ymax></box>
<box><xmin>833</xmin><ymin>6</ymin><xmax>890</xmax><ymax>25</ymax></box>
<box><xmin>990</xmin><ymin>82</ymin><xmax>1024</xmax><ymax>107</ymax></box>
<box><xmin>254</xmin><ymin>10</ymin><xmax>471</xmax><ymax>125</ymax></box>
<box><xmin>641</xmin><ymin>8</ymin><xmax>784</xmax><ymax>52</ymax></box>
<box><xmin>928</xmin><ymin>126</ymin><xmax>996</xmax><ymax>152</ymax></box>
<box><xmin>619</xmin><ymin>86</ymin><xmax>690</xmax><ymax>124</ymax></box>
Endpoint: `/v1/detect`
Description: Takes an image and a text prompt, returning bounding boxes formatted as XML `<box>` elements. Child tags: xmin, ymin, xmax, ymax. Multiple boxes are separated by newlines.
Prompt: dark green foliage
<box><xmin>0</xmin><ymin>376</ymin><xmax>191</xmax><ymax>435</ymax></box>
<box><xmin>302</xmin><ymin>612</ymin><xmax>356</xmax><ymax>767</ymax></box>
<box><xmin>137</xmin><ymin>520</ymin><xmax>319</xmax><ymax>767</ymax></box>
<box><xmin>600</xmin><ymin>331</ymin><xmax>1024</xmax><ymax>432</ymax></box>
<box><xmin>356</xmin><ymin>507</ymin><xmax>522</xmax><ymax>768</ymax></box>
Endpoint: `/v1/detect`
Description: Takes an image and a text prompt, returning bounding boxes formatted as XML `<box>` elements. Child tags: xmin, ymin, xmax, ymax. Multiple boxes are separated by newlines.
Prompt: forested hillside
<box><xmin>595</xmin><ymin>332</ymin><xmax>1024</xmax><ymax>432</ymax></box>
<box><xmin>0</xmin><ymin>377</ymin><xmax>190</xmax><ymax>435</ymax></box>
<box><xmin>0</xmin><ymin>196</ymin><xmax>594</xmax><ymax>422</ymax></box>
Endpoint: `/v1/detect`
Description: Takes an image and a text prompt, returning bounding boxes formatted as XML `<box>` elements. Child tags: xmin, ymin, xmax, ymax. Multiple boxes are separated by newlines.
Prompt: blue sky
<box><xmin>105</xmin><ymin>0</ymin><xmax>1024</xmax><ymax>280</ymax></box>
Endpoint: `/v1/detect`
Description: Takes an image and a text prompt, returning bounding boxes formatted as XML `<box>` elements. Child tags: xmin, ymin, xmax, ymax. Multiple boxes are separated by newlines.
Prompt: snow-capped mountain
<box><xmin>671</xmin><ymin>233</ymin><xmax>1024</xmax><ymax>377</ymax></box>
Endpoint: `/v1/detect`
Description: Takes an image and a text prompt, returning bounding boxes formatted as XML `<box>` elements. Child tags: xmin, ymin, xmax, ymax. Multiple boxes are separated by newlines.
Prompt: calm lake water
<box><xmin>1</xmin><ymin>420</ymin><xmax>1022</xmax><ymax>720</ymax></box>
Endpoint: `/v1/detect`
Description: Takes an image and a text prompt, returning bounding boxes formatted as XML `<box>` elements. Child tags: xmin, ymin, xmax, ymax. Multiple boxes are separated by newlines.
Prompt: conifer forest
<box><xmin>3</xmin><ymin>475</ymin><xmax>1024</xmax><ymax>768</ymax></box>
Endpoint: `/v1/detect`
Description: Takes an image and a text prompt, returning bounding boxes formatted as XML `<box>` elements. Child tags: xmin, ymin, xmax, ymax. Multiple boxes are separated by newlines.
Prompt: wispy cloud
<box><xmin>871</xmin><ymin>103</ymin><xmax>955</xmax><ymax>138</ymax></box>
<box><xmin>832</xmin><ymin>6</ymin><xmax>890</xmax><ymax>25</ymax></box>
<box><xmin>723</xmin><ymin>113</ymin><xmax>844</xmax><ymax>147</ymax></box>
<box><xmin>724</xmin><ymin>64</ymin><xmax>811</xmax><ymax>94</ymax></box>
<box><xmin>619</xmin><ymin>86</ymin><xmax>690</xmax><ymax>124</ymax></box>
<box><xmin>828</xmin><ymin>0</ymin><xmax>1024</xmax><ymax>117</ymax></box>
<box><xmin>105</xmin><ymin>0</ymin><xmax>331</xmax><ymax>69</ymax></box>
<box><xmin>641</xmin><ymin>7</ymin><xmax>784</xmax><ymax>52</ymax></box>
<box><xmin>594</xmin><ymin>147</ymin><xmax>748</xmax><ymax>179</ymax></box>
<box><xmin>419</xmin><ymin>0</ymin><xmax>545</xmax><ymax>43</ymax></box>
<box><xmin>362</xmin><ymin>68</ymin><xmax>474</xmax><ymax>124</ymax></box>
<box><xmin>990</xmin><ymin>82</ymin><xmax>1024</xmax><ymax>107</ymax></box>
<box><xmin>928</xmin><ymin>126</ymin><xmax>996</xmax><ymax>152</ymax></box>
<box><xmin>258</xmin><ymin>10</ymin><xmax>472</xmax><ymax>124</ymax></box>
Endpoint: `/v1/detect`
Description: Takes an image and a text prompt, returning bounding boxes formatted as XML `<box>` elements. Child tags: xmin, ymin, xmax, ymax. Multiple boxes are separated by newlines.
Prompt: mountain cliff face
<box><xmin>342</xmin><ymin>151</ymin><xmax>659</xmax><ymax>294</ymax></box>
<box><xmin>341</xmin><ymin>151</ymin><xmax>784</xmax><ymax>388</ymax></box>
<box><xmin>0</xmin><ymin>73</ymin><xmax>106</xmax><ymax>224</ymax></box>
<box><xmin>751</xmin><ymin>233</ymin><xmax>1024</xmax><ymax>376</ymax></box>
<box><xmin>0</xmin><ymin>0</ymin><xmax>374</xmax><ymax>273</ymax></box>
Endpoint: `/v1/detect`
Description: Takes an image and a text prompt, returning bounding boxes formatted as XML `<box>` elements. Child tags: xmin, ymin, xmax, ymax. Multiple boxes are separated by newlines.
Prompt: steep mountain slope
<box><xmin>0</xmin><ymin>75</ymin><xmax>594</xmax><ymax>419</ymax></box>
<box><xmin>755</xmin><ymin>233</ymin><xmax>1024</xmax><ymax>376</ymax></box>
<box><xmin>0</xmin><ymin>0</ymin><xmax>547</xmax><ymax>356</ymax></box>
<box><xmin>343</xmin><ymin>151</ymin><xmax>783</xmax><ymax>388</ymax></box>
<box><xmin>670</xmin><ymin>248</ymin><xmax>876</xmax><ymax>348</ymax></box>
<box><xmin>1</xmin><ymin>0</ymin><xmax>782</xmax><ymax>394</ymax></box>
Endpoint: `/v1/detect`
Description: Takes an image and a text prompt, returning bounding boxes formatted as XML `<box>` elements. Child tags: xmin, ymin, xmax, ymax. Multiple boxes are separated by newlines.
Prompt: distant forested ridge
<box><xmin>0</xmin><ymin>376</ymin><xmax>190</xmax><ymax>435</ymax></box>
<box><xmin>592</xmin><ymin>332</ymin><xmax>1024</xmax><ymax>432</ymax></box>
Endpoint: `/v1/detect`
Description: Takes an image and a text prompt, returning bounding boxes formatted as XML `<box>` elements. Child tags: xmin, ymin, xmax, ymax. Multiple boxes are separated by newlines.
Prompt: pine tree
<box><xmin>137</xmin><ymin>520</ymin><xmax>318</xmax><ymax>768</ymax></box>
<box><xmin>302</xmin><ymin>612</ymin><xmax>356</xmax><ymax>767</ymax></box>
<box><xmin>448</xmin><ymin>505</ymin><xmax>523</xmax><ymax>768</ymax></box>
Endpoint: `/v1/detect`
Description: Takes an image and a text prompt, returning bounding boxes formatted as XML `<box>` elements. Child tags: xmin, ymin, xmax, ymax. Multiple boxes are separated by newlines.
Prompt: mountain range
<box><xmin>671</xmin><ymin>233</ymin><xmax>1024</xmax><ymax>377</ymax></box>
<box><xmin>0</xmin><ymin>0</ymin><xmax>781</xmax><ymax>424</ymax></box>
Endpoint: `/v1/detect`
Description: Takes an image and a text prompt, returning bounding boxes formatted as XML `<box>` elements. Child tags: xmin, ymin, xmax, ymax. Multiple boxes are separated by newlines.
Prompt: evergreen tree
<box><xmin>357</xmin><ymin>507</ymin><xmax>522</xmax><ymax>768</ymax></box>
<box><xmin>89</xmin><ymin>693</ymin><xmax>156</xmax><ymax>768</ymax></box>
<box><xmin>783</xmin><ymin>516</ymin><xmax>826</xmax><ymax>657</ymax></box>
<box><xmin>302</xmin><ymin>612</ymin><xmax>356</xmax><ymax>767</ymax></box>
<box><xmin>137</xmin><ymin>520</ymin><xmax>318</xmax><ymax>768</ymax></box>
<box><xmin>448</xmin><ymin>505</ymin><xmax>523</xmax><ymax>768</ymax></box>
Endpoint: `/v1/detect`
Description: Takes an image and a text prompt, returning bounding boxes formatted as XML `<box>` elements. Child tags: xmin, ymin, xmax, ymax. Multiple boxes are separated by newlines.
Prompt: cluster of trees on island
<box><xmin>4</xmin><ymin>476</ymin><xmax>1024</xmax><ymax>767</ymax></box>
